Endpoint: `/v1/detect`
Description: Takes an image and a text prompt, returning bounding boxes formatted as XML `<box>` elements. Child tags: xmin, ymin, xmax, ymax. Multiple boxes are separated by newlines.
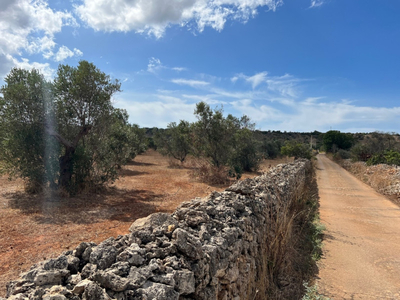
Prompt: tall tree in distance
<box><xmin>323</xmin><ymin>130</ymin><xmax>353</xmax><ymax>153</ymax></box>
<box><xmin>154</xmin><ymin>120</ymin><xmax>192</xmax><ymax>163</ymax></box>
<box><xmin>192</xmin><ymin>102</ymin><xmax>236</xmax><ymax>168</ymax></box>
<box><xmin>191</xmin><ymin>101</ymin><xmax>260</xmax><ymax>179</ymax></box>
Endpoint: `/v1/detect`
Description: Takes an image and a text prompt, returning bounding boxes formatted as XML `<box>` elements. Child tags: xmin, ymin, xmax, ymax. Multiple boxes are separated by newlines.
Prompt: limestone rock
<box><xmin>172</xmin><ymin>228</ymin><xmax>203</xmax><ymax>259</ymax></box>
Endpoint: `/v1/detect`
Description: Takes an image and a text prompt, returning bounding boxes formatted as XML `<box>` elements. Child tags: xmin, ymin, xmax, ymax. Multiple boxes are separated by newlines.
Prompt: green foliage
<box><xmin>350</xmin><ymin>132</ymin><xmax>400</xmax><ymax>163</ymax></box>
<box><xmin>154</xmin><ymin>120</ymin><xmax>192</xmax><ymax>163</ymax></box>
<box><xmin>130</xmin><ymin>124</ymin><xmax>148</xmax><ymax>156</ymax></box>
<box><xmin>192</xmin><ymin>102</ymin><xmax>236</xmax><ymax>168</ymax></box>
<box><xmin>367</xmin><ymin>150</ymin><xmax>400</xmax><ymax>166</ymax></box>
<box><xmin>281</xmin><ymin>141</ymin><xmax>312</xmax><ymax>160</ymax></box>
<box><xmin>0</xmin><ymin>62</ymin><xmax>142</xmax><ymax>194</ymax></box>
<box><xmin>350</xmin><ymin>143</ymin><xmax>373</xmax><ymax>162</ymax></box>
<box><xmin>332</xmin><ymin>149</ymin><xmax>352</xmax><ymax>161</ymax></box>
<box><xmin>261</xmin><ymin>139</ymin><xmax>281</xmax><ymax>159</ymax></box>
<box><xmin>191</xmin><ymin>102</ymin><xmax>260</xmax><ymax>179</ymax></box>
<box><xmin>302</xmin><ymin>282</ymin><xmax>330</xmax><ymax>300</ymax></box>
<box><xmin>230</xmin><ymin>128</ymin><xmax>261</xmax><ymax>174</ymax></box>
<box><xmin>323</xmin><ymin>130</ymin><xmax>353</xmax><ymax>153</ymax></box>
<box><xmin>0</xmin><ymin>68</ymin><xmax>59</xmax><ymax>190</ymax></box>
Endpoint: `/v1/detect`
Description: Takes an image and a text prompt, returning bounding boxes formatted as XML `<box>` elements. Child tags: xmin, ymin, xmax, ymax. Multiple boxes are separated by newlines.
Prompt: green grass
<box><xmin>311</xmin><ymin>215</ymin><xmax>325</xmax><ymax>261</ymax></box>
<box><xmin>302</xmin><ymin>282</ymin><xmax>331</xmax><ymax>300</ymax></box>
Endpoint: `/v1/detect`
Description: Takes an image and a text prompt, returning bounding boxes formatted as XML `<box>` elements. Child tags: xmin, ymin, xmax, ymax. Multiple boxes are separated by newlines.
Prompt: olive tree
<box><xmin>0</xmin><ymin>61</ymin><xmax>140</xmax><ymax>194</ymax></box>
<box><xmin>51</xmin><ymin>60</ymin><xmax>121</xmax><ymax>189</ymax></box>
<box><xmin>0</xmin><ymin>68</ymin><xmax>59</xmax><ymax>191</ymax></box>
<box><xmin>191</xmin><ymin>102</ymin><xmax>260</xmax><ymax>178</ymax></box>
<box><xmin>154</xmin><ymin>120</ymin><xmax>192</xmax><ymax>163</ymax></box>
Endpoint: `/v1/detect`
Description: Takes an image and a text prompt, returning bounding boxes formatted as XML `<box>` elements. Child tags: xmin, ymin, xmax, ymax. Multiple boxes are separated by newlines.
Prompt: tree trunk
<box><xmin>59</xmin><ymin>146</ymin><xmax>75</xmax><ymax>190</ymax></box>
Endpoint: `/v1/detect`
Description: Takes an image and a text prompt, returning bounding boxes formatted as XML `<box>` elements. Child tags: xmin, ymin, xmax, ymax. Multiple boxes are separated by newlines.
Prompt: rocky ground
<box><xmin>338</xmin><ymin>158</ymin><xmax>400</xmax><ymax>204</ymax></box>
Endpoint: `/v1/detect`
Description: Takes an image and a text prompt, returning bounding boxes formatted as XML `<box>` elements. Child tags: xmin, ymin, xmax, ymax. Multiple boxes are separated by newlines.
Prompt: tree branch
<box><xmin>72</xmin><ymin>125</ymin><xmax>92</xmax><ymax>147</ymax></box>
<box><xmin>45</xmin><ymin>125</ymin><xmax>73</xmax><ymax>149</ymax></box>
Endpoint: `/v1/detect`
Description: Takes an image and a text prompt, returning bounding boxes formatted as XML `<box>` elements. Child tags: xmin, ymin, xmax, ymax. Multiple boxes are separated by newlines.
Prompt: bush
<box><xmin>281</xmin><ymin>142</ymin><xmax>312</xmax><ymax>160</ymax></box>
<box><xmin>367</xmin><ymin>150</ymin><xmax>400</xmax><ymax>166</ymax></box>
<box><xmin>261</xmin><ymin>140</ymin><xmax>281</xmax><ymax>159</ymax></box>
<box><xmin>188</xmin><ymin>158</ymin><xmax>230</xmax><ymax>185</ymax></box>
<box><xmin>337</xmin><ymin>149</ymin><xmax>351</xmax><ymax>159</ymax></box>
<box><xmin>229</xmin><ymin>128</ymin><xmax>261</xmax><ymax>175</ymax></box>
<box><xmin>350</xmin><ymin>143</ymin><xmax>373</xmax><ymax>162</ymax></box>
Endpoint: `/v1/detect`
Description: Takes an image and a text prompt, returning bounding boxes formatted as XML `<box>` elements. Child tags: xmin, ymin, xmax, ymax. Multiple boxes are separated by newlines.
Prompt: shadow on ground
<box><xmin>118</xmin><ymin>169</ymin><xmax>149</xmax><ymax>177</ymax></box>
<box><xmin>4</xmin><ymin>188</ymin><xmax>167</xmax><ymax>225</ymax></box>
<box><xmin>126</xmin><ymin>160</ymin><xmax>156</xmax><ymax>167</ymax></box>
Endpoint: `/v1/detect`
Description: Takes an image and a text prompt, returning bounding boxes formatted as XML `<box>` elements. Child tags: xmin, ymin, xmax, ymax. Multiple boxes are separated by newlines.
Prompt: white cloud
<box><xmin>182</xmin><ymin>94</ymin><xmax>227</xmax><ymax>105</ymax></box>
<box><xmin>115</xmin><ymin>93</ymin><xmax>197</xmax><ymax>127</ymax></box>
<box><xmin>310</xmin><ymin>0</ymin><xmax>324</xmax><ymax>8</ymax></box>
<box><xmin>147</xmin><ymin>57</ymin><xmax>163</xmax><ymax>73</ymax></box>
<box><xmin>230</xmin><ymin>98</ymin><xmax>400</xmax><ymax>132</ymax></box>
<box><xmin>54</xmin><ymin>46</ymin><xmax>83</xmax><ymax>62</ymax></box>
<box><xmin>10</xmin><ymin>56</ymin><xmax>55</xmax><ymax>79</ymax></box>
<box><xmin>123</xmin><ymin>66</ymin><xmax>400</xmax><ymax>132</ymax></box>
<box><xmin>172</xmin><ymin>67</ymin><xmax>187</xmax><ymax>72</ymax></box>
<box><xmin>246</xmin><ymin>71</ymin><xmax>268</xmax><ymax>89</ymax></box>
<box><xmin>0</xmin><ymin>0</ymin><xmax>79</xmax><ymax>77</ymax></box>
<box><xmin>171</xmin><ymin>78</ymin><xmax>210</xmax><ymax>87</ymax></box>
<box><xmin>232</xmin><ymin>72</ymin><xmax>302</xmax><ymax>97</ymax></box>
<box><xmin>265</xmin><ymin>74</ymin><xmax>301</xmax><ymax>98</ymax></box>
<box><xmin>75</xmin><ymin>0</ymin><xmax>283</xmax><ymax>38</ymax></box>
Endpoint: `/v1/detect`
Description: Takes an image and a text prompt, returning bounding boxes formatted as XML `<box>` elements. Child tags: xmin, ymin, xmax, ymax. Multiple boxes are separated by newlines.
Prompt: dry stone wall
<box><xmin>3</xmin><ymin>159</ymin><xmax>315</xmax><ymax>300</ymax></box>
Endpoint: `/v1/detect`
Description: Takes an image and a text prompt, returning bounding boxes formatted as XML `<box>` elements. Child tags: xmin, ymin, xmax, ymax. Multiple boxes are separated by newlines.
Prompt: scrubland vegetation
<box><xmin>2</xmin><ymin>60</ymin><xmax>398</xmax><ymax>197</ymax></box>
<box><xmin>0</xmin><ymin>62</ymin><xmax>318</xmax><ymax>195</ymax></box>
<box><xmin>5</xmin><ymin>62</ymin><xmax>400</xmax><ymax>299</ymax></box>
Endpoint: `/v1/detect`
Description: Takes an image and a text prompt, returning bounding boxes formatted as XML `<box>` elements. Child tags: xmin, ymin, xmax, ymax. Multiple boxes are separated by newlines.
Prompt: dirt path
<box><xmin>316</xmin><ymin>154</ymin><xmax>400</xmax><ymax>299</ymax></box>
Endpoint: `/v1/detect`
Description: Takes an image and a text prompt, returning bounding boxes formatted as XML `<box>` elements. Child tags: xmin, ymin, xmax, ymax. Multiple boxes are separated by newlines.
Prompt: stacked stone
<box><xmin>3</xmin><ymin>160</ymin><xmax>310</xmax><ymax>300</ymax></box>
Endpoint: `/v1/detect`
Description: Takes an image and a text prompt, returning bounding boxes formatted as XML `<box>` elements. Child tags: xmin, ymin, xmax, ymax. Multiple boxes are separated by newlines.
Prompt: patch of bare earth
<box><xmin>0</xmin><ymin>150</ymin><xmax>287</xmax><ymax>297</ymax></box>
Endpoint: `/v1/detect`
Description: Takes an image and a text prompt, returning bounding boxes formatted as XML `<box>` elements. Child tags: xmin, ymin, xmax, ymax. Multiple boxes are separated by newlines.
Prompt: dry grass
<box><xmin>187</xmin><ymin>158</ymin><xmax>231</xmax><ymax>185</ymax></box>
<box><xmin>0</xmin><ymin>150</ymin><xmax>284</xmax><ymax>297</ymax></box>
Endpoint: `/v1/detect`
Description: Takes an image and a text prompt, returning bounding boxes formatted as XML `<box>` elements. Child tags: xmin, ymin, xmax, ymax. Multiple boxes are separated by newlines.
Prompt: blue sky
<box><xmin>1</xmin><ymin>0</ymin><xmax>400</xmax><ymax>132</ymax></box>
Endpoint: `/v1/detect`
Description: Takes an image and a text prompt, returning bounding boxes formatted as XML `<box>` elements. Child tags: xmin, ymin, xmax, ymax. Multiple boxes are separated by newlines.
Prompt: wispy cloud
<box><xmin>117</xmin><ymin>65</ymin><xmax>400</xmax><ymax>132</ymax></box>
<box><xmin>232</xmin><ymin>72</ymin><xmax>303</xmax><ymax>98</ymax></box>
<box><xmin>172</xmin><ymin>67</ymin><xmax>187</xmax><ymax>72</ymax></box>
<box><xmin>171</xmin><ymin>78</ymin><xmax>210</xmax><ymax>87</ymax></box>
<box><xmin>230</xmin><ymin>98</ymin><xmax>400</xmax><ymax>132</ymax></box>
<box><xmin>310</xmin><ymin>0</ymin><xmax>325</xmax><ymax>8</ymax></box>
<box><xmin>246</xmin><ymin>72</ymin><xmax>268</xmax><ymax>89</ymax></box>
<box><xmin>147</xmin><ymin>57</ymin><xmax>163</xmax><ymax>73</ymax></box>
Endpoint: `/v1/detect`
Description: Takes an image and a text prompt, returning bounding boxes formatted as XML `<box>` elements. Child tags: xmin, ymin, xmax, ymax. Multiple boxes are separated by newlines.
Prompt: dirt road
<box><xmin>316</xmin><ymin>154</ymin><xmax>400</xmax><ymax>299</ymax></box>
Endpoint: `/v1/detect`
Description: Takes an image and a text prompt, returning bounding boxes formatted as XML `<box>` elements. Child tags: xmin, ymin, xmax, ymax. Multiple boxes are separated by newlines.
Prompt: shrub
<box><xmin>281</xmin><ymin>142</ymin><xmax>312</xmax><ymax>160</ymax></box>
<box><xmin>337</xmin><ymin>149</ymin><xmax>351</xmax><ymax>159</ymax></box>
<box><xmin>188</xmin><ymin>158</ymin><xmax>231</xmax><ymax>185</ymax></box>
<box><xmin>351</xmin><ymin>143</ymin><xmax>373</xmax><ymax>162</ymax></box>
<box><xmin>367</xmin><ymin>150</ymin><xmax>400</xmax><ymax>166</ymax></box>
